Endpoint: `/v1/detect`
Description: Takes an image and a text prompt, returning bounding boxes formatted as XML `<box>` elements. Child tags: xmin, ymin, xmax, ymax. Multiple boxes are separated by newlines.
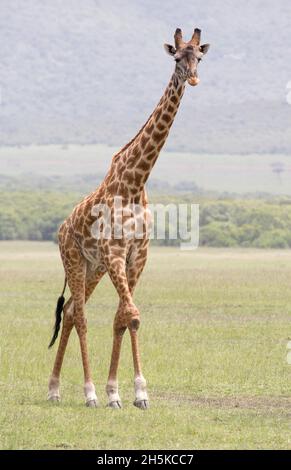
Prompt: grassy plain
<box><xmin>0</xmin><ymin>242</ymin><xmax>290</xmax><ymax>449</ymax></box>
<box><xmin>0</xmin><ymin>144</ymin><xmax>290</xmax><ymax>195</ymax></box>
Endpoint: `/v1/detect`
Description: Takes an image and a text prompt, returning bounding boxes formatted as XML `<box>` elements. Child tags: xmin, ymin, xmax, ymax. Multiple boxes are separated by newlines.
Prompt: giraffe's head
<box><xmin>164</xmin><ymin>28</ymin><xmax>210</xmax><ymax>86</ymax></box>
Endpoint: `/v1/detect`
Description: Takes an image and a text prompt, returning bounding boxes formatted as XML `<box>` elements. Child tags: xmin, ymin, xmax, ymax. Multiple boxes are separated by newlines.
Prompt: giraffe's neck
<box><xmin>105</xmin><ymin>73</ymin><xmax>186</xmax><ymax>198</ymax></box>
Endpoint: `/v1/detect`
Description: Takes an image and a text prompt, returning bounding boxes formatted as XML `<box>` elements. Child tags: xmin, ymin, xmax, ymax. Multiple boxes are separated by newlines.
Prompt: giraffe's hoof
<box><xmin>47</xmin><ymin>395</ymin><xmax>60</xmax><ymax>403</ymax></box>
<box><xmin>133</xmin><ymin>399</ymin><xmax>149</xmax><ymax>410</ymax></box>
<box><xmin>107</xmin><ymin>400</ymin><xmax>122</xmax><ymax>409</ymax></box>
<box><xmin>86</xmin><ymin>399</ymin><xmax>99</xmax><ymax>408</ymax></box>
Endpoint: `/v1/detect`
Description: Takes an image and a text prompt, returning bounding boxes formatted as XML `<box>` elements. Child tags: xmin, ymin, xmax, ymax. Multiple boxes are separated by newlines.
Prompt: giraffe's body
<box><xmin>48</xmin><ymin>27</ymin><xmax>209</xmax><ymax>408</ymax></box>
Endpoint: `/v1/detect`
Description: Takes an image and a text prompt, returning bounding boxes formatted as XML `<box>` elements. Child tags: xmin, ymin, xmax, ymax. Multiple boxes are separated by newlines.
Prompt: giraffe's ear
<box><xmin>200</xmin><ymin>44</ymin><xmax>210</xmax><ymax>55</ymax></box>
<box><xmin>164</xmin><ymin>44</ymin><xmax>176</xmax><ymax>56</ymax></box>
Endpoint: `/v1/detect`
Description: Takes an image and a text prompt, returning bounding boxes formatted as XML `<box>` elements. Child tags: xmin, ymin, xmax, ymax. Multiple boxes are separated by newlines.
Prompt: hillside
<box><xmin>0</xmin><ymin>0</ymin><xmax>291</xmax><ymax>153</ymax></box>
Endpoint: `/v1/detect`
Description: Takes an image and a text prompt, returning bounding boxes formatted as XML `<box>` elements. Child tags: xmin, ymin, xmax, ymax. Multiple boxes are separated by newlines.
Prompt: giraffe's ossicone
<box><xmin>48</xmin><ymin>27</ymin><xmax>210</xmax><ymax>409</ymax></box>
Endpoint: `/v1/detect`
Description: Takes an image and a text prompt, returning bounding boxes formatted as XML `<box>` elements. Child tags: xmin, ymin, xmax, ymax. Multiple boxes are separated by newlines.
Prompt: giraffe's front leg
<box><xmin>126</xmin><ymin>245</ymin><xmax>149</xmax><ymax>410</ymax></box>
<box><xmin>128</xmin><ymin>314</ymin><xmax>149</xmax><ymax>410</ymax></box>
<box><xmin>134</xmin><ymin>375</ymin><xmax>148</xmax><ymax>409</ymax></box>
<box><xmin>105</xmin><ymin>250</ymin><xmax>149</xmax><ymax>410</ymax></box>
<box><xmin>106</xmin><ymin>303</ymin><xmax>149</xmax><ymax>410</ymax></box>
<box><xmin>106</xmin><ymin>304</ymin><xmax>125</xmax><ymax>408</ymax></box>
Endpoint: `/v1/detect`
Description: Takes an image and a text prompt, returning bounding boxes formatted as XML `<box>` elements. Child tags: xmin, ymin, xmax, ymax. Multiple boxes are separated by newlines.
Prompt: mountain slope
<box><xmin>0</xmin><ymin>0</ymin><xmax>291</xmax><ymax>153</ymax></box>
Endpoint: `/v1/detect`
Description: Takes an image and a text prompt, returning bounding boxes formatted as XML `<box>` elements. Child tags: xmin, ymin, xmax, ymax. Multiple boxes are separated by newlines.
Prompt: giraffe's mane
<box><xmin>111</xmin><ymin>109</ymin><xmax>155</xmax><ymax>161</ymax></box>
<box><xmin>110</xmin><ymin>82</ymin><xmax>170</xmax><ymax>162</ymax></box>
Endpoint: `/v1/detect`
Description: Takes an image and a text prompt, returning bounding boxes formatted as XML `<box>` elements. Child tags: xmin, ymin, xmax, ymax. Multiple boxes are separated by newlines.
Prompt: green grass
<box><xmin>0</xmin><ymin>242</ymin><xmax>290</xmax><ymax>449</ymax></box>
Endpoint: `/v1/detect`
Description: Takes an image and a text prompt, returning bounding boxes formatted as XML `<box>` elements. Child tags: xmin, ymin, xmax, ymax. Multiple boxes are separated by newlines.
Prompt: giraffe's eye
<box><xmin>197</xmin><ymin>58</ymin><xmax>202</xmax><ymax>63</ymax></box>
<box><xmin>175</xmin><ymin>57</ymin><xmax>181</xmax><ymax>63</ymax></box>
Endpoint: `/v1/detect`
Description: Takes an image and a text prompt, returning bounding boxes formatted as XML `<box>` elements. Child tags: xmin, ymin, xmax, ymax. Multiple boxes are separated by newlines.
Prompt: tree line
<box><xmin>0</xmin><ymin>191</ymin><xmax>291</xmax><ymax>248</ymax></box>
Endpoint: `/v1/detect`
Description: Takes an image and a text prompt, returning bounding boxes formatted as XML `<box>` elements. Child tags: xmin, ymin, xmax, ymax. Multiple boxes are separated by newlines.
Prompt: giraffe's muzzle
<box><xmin>187</xmin><ymin>76</ymin><xmax>200</xmax><ymax>86</ymax></box>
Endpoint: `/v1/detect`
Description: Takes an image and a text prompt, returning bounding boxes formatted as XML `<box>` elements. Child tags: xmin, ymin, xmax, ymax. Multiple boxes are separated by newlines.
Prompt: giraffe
<box><xmin>47</xmin><ymin>27</ymin><xmax>210</xmax><ymax>409</ymax></box>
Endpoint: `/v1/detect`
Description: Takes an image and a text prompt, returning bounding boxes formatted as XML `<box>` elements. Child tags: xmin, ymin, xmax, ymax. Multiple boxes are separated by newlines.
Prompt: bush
<box><xmin>255</xmin><ymin>229</ymin><xmax>290</xmax><ymax>249</ymax></box>
<box><xmin>200</xmin><ymin>222</ymin><xmax>238</xmax><ymax>247</ymax></box>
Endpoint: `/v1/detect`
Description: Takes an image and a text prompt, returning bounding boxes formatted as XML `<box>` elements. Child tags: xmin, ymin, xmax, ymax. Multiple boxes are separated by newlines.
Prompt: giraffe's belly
<box><xmin>79</xmin><ymin>239</ymin><xmax>104</xmax><ymax>272</ymax></box>
<box><xmin>80</xmin><ymin>235</ymin><xmax>148</xmax><ymax>274</ymax></box>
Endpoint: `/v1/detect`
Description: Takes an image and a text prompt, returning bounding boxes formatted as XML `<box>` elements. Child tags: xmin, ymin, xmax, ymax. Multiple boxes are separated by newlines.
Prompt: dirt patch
<box><xmin>154</xmin><ymin>391</ymin><xmax>291</xmax><ymax>411</ymax></box>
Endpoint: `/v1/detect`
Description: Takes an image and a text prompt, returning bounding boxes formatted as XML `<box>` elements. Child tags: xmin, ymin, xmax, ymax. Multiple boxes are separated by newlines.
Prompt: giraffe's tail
<box><xmin>48</xmin><ymin>277</ymin><xmax>67</xmax><ymax>349</ymax></box>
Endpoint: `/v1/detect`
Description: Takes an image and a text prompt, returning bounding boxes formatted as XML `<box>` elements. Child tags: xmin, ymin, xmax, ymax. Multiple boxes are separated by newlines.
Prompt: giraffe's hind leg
<box><xmin>48</xmin><ymin>297</ymin><xmax>74</xmax><ymax>402</ymax></box>
<box><xmin>48</xmin><ymin>254</ymin><xmax>105</xmax><ymax>405</ymax></box>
